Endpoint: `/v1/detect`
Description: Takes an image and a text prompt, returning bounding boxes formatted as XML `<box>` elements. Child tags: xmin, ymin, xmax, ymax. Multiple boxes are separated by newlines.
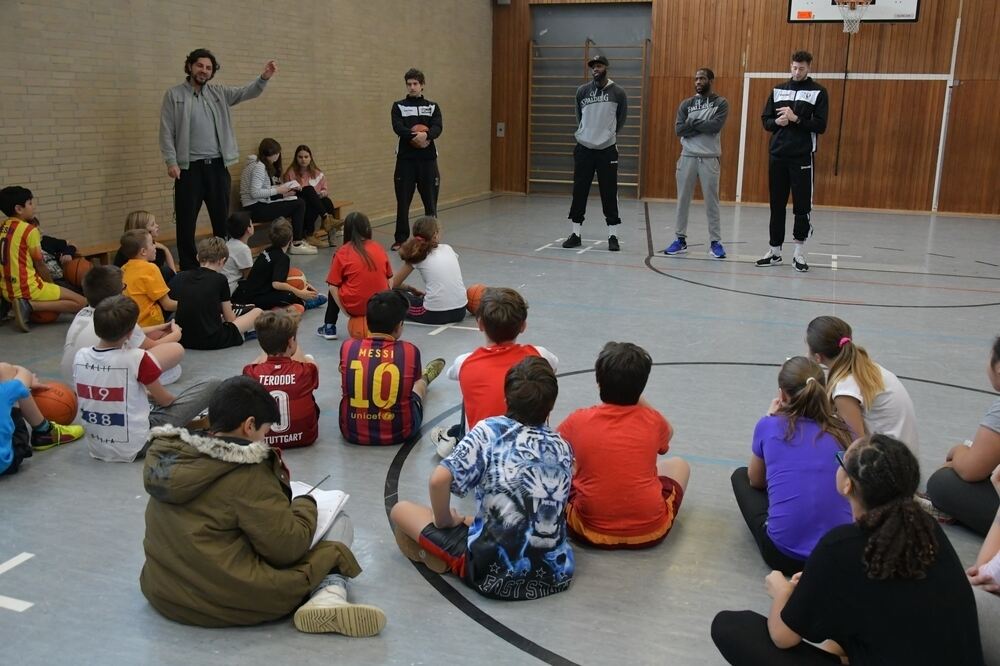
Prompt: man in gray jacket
<box><xmin>160</xmin><ymin>49</ymin><xmax>276</xmax><ymax>270</ymax></box>
<box><xmin>663</xmin><ymin>68</ymin><xmax>729</xmax><ymax>259</ymax></box>
<box><xmin>564</xmin><ymin>55</ymin><xmax>628</xmax><ymax>252</ymax></box>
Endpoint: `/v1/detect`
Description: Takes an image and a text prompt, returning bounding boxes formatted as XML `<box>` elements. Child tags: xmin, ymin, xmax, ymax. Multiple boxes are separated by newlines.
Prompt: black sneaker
<box><xmin>755</xmin><ymin>253</ymin><xmax>782</xmax><ymax>268</ymax></box>
<box><xmin>562</xmin><ymin>233</ymin><xmax>582</xmax><ymax>248</ymax></box>
<box><xmin>608</xmin><ymin>235</ymin><xmax>620</xmax><ymax>252</ymax></box>
<box><xmin>792</xmin><ymin>256</ymin><xmax>809</xmax><ymax>272</ymax></box>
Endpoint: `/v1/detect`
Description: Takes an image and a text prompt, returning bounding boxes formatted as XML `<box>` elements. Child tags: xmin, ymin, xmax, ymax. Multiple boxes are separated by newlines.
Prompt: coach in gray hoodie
<box><xmin>564</xmin><ymin>55</ymin><xmax>628</xmax><ymax>252</ymax></box>
<box><xmin>663</xmin><ymin>68</ymin><xmax>729</xmax><ymax>259</ymax></box>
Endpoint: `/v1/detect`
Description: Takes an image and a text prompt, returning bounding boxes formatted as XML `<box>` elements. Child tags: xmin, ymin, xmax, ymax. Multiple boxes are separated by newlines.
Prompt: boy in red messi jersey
<box><xmin>243</xmin><ymin>311</ymin><xmax>319</xmax><ymax>449</ymax></box>
<box><xmin>430</xmin><ymin>287</ymin><xmax>557</xmax><ymax>457</ymax></box>
<box><xmin>339</xmin><ymin>289</ymin><xmax>444</xmax><ymax>446</ymax></box>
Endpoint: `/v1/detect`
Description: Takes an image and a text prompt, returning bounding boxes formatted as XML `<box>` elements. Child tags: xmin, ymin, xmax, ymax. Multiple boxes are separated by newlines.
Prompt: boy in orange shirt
<box><xmin>0</xmin><ymin>186</ymin><xmax>86</xmax><ymax>331</ymax></box>
<box><xmin>557</xmin><ymin>341</ymin><xmax>690</xmax><ymax>549</ymax></box>
<box><xmin>121</xmin><ymin>228</ymin><xmax>176</xmax><ymax>326</ymax></box>
<box><xmin>430</xmin><ymin>287</ymin><xmax>557</xmax><ymax>457</ymax></box>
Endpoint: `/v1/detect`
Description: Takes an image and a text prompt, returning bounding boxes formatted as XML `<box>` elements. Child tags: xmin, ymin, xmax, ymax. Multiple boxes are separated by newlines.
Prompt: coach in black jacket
<box><xmin>391</xmin><ymin>68</ymin><xmax>443</xmax><ymax>249</ymax></box>
<box><xmin>757</xmin><ymin>50</ymin><xmax>828</xmax><ymax>273</ymax></box>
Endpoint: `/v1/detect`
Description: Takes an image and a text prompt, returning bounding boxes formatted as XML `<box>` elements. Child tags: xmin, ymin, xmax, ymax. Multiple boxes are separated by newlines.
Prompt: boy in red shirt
<box><xmin>557</xmin><ymin>341</ymin><xmax>691</xmax><ymax>549</ymax></box>
<box><xmin>243</xmin><ymin>311</ymin><xmax>319</xmax><ymax>448</ymax></box>
<box><xmin>430</xmin><ymin>287</ymin><xmax>557</xmax><ymax>457</ymax></box>
<box><xmin>339</xmin><ymin>289</ymin><xmax>444</xmax><ymax>446</ymax></box>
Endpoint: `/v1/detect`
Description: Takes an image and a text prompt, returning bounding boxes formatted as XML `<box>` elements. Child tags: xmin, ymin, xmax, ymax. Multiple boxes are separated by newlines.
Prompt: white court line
<box><xmin>0</xmin><ymin>552</ymin><xmax>33</xmax><ymax>576</ymax></box>
<box><xmin>577</xmin><ymin>240</ymin><xmax>604</xmax><ymax>255</ymax></box>
<box><xmin>811</xmin><ymin>252</ymin><xmax>861</xmax><ymax>272</ymax></box>
<box><xmin>428</xmin><ymin>325</ymin><xmax>479</xmax><ymax>336</ymax></box>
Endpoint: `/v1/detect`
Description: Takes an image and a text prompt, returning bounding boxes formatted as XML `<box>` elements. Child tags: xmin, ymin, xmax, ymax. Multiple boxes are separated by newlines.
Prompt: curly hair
<box><xmin>844</xmin><ymin>434</ymin><xmax>938</xmax><ymax>580</ymax></box>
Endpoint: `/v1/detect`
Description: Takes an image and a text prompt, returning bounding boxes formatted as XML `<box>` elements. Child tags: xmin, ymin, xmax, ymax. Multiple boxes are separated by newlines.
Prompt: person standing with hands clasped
<box><xmin>160</xmin><ymin>49</ymin><xmax>276</xmax><ymax>270</ymax></box>
<box><xmin>757</xmin><ymin>51</ymin><xmax>828</xmax><ymax>273</ymax></box>
<box><xmin>564</xmin><ymin>54</ymin><xmax>628</xmax><ymax>252</ymax></box>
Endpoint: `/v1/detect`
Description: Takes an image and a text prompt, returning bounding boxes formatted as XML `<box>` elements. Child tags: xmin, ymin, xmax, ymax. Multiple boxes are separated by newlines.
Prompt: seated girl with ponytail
<box><xmin>713</xmin><ymin>434</ymin><xmax>984</xmax><ymax>666</ymax></box>
<box><xmin>806</xmin><ymin>315</ymin><xmax>919</xmax><ymax>453</ymax></box>
<box><xmin>731</xmin><ymin>357</ymin><xmax>854</xmax><ymax>575</ymax></box>
<box><xmin>392</xmin><ymin>216</ymin><xmax>467</xmax><ymax>325</ymax></box>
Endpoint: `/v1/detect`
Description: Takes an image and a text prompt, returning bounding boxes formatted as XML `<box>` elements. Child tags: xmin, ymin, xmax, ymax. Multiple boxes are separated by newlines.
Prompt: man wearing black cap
<box><xmin>564</xmin><ymin>54</ymin><xmax>628</xmax><ymax>251</ymax></box>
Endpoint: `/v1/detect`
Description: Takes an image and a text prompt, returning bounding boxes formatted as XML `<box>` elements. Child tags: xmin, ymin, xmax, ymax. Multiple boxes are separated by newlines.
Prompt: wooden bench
<box><xmin>77</xmin><ymin>200</ymin><xmax>352</xmax><ymax>263</ymax></box>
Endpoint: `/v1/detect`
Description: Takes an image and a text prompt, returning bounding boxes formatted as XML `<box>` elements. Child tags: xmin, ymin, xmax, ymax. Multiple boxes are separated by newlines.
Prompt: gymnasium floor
<box><xmin>1</xmin><ymin>194</ymin><xmax>997</xmax><ymax>665</ymax></box>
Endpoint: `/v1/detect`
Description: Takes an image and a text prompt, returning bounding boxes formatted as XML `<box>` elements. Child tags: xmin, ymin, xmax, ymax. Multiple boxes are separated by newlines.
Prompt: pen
<box><xmin>305</xmin><ymin>474</ymin><xmax>331</xmax><ymax>495</ymax></box>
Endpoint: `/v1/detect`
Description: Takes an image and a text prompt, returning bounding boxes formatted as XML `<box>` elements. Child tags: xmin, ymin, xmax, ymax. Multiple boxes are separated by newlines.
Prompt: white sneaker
<box><xmin>159</xmin><ymin>364</ymin><xmax>182</xmax><ymax>386</ymax></box>
<box><xmin>289</xmin><ymin>241</ymin><xmax>318</xmax><ymax>255</ymax></box>
<box><xmin>293</xmin><ymin>581</ymin><xmax>386</xmax><ymax>636</ymax></box>
<box><xmin>431</xmin><ymin>426</ymin><xmax>457</xmax><ymax>458</ymax></box>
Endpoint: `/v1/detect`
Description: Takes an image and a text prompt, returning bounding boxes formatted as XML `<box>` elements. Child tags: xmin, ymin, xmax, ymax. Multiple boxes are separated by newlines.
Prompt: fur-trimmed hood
<box><xmin>143</xmin><ymin>425</ymin><xmax>273</xmax><ymax>505</ymax></box>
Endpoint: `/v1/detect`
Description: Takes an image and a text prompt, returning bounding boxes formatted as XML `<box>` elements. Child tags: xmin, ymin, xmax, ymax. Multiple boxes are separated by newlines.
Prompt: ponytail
<box><xmin>845</xmin><ymin>434</ymin><xmax>938</xmax><ymax>579</ymax></box>
<box><xmin>399</xmin><ymin>216</ymin><xmax>439</xmax><ymax>264</ymax></box>
<box><xmin>806</xmin><ymin>316</ymin><xmax>885</xmax><ymax>408</ymax></box>
<box><xmin>776</xmin><ymin>356</ymin><xmax>853</xmax><ymax>449</ymax></box>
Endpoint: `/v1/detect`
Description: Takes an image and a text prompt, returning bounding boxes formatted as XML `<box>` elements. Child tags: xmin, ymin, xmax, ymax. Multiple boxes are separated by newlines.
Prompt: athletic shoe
<box><xmin>663</xmin><ymin>238</ymin><xmax>687</xmax><ymax>255</ymax></box>
<box><xmin>561</xmin><ymin>233</ymin><xmax>582</xmax><ymax>248</ymax></box>
<box><xmin>289</xmin><ymin>241</ymin><xmax>318</xmax><ymax>255</ymax></box>
<box><xmin>607</xmin><ymin>235</ymin><xmax>620</xmax><ymax>252</ymax></box>
<box><xmin>12</xmin><ymin>298</ymin><xmax>32</xmax><ymax>333</ymax></box>
<box><xmin>316</xmin><ymin>323</ymin><xmax>338</xmax><ymax>340</ymax></box>
<box><xmin>31</xmin><ymin>422</ymin><xmax>84</xmax><ymax>451</ymax></box>
<box><xmin>431</xmin><ymin>426</ymin><xmax>458</xmax><ymax>458</ymax></box>
<box><xmin>293</xmin><ymin>577</ymin><xmax>387</xmax><ymax>636</ymax></box>
<box><xmin>915</xmin><ymin>492</ymin><xmax>955</xmax><ymax>524</ymax></box>
<box><xmin>391</xmin><ymin>242</ymin><xmax>402</xmax><ymax>251</ymax></box>
<box><xmin>422</xmin><ymin>358</ymin><xmax>446</xmax><ymax>385</ymax></box>
<box><xmin>792</xmin><ymin>255</ymin><xmax>809</xmax><ymax>272</ymax></box>
<box><xmin>709</xmin><ymin>241</ymin><xmax>727</xmax><ymax>259</ymax></box>
<box><xmin>303</xmin><ymin>294</ymin><xmax>328</xmax><ymax>310</ymax></box>
<box><xmin>755</xmin><ymin>252</ymin><xmax>782</xmax><ymax>267</ymax></box>
<box><xmin>394</xmin><ymin>525</ymin><xmax>449</xmax><ymax>574</ymax></box>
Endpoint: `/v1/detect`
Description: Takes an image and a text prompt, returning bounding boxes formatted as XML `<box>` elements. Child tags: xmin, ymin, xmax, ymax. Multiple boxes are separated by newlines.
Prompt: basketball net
<box><xmin>835</xmin><ymin>0</ymin><xmax>872</xmax><ymax>33</ymax></box>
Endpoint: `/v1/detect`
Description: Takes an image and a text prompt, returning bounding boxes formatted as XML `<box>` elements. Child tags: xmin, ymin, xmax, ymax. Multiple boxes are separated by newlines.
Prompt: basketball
<box><xmin>63</xmin><ymin>257</ymin><xmax>93</xmax><ymax>289</ymax></box>
<box><xmin>286</xmin><ymin>267</ymin><xmax>307</xmax><ymax>291</ymax></box>
<box><xmin>29</xmin><ymin>310</ymin><xmax>59</xmax><ymax>324</ymax></box>
<box><xmin>31</xmin><ymin>380</ymin><xmax>78</xmax><ymax>425</ymax></box>
<box><xmin>466</xmin><ymin>283</ymin><xmax>487</xmax><ymax>315</ymax></box>
<box><xmin>347</xmin><ymin>316</ymin><xmax>368</xmax><ymax>339</ymax></box>
<box><xmin>410</xmin><ymin>123</ymin><xmax>430</xmax><ymax>148</ymax></box>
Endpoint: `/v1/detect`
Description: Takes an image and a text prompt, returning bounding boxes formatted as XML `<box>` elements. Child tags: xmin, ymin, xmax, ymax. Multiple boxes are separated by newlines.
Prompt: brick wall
<box><xmin>0</xmin><ymin>0</ymin><xmax>493</xmax><ymax>245</ymax></box>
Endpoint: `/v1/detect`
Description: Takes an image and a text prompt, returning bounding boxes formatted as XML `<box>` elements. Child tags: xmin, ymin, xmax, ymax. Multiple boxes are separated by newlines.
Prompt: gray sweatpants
<box><xmin>675</xmin><ymin>155</ymin><xmax>721</xmax><ymax>242</ymax></box>
<box><xmin>975</xmin><ymin>587</ymin><xmax>1000</xmax><ymax>666</ymax></box>
<box><xmin>148</xmin><ymin>378</ymin><xmax>221</xmax><ymax>430</ymax></box>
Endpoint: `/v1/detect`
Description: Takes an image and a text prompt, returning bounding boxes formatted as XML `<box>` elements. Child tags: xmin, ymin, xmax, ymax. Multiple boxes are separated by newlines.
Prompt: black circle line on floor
<box><xmin>383</xmin><ymin>361</ymin><xmax>996</xmax><ymax>666</ymax></box>
<box><xmin>642</xmin><ymin>202</ymin><xmax>1000</xmax><ymax>309</ymax></box>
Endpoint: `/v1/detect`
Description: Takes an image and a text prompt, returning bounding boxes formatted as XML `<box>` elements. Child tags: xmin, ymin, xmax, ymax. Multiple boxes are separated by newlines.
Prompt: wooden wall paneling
<box><xmin>530</xmin><ymin>0</ymin><xmax>651</xmax><ymax>4</ymax></box>
<box><xmin>649</xmin><ymin>0</ymin><xmax>748</xmax><ymax>77</ymax></box>
<box><xmin>938</xmin><ymin>81</ymin><xmax>1000</xmax><ymax>214</ymax></box>
<box><xmin>743</xmin><ymin>0</ymin><xmax>848</xmax><ymax>74</ymax></box>
<box><xmin>845</xmin><ymin>1</ymin><xmax>958</xmax><ymax>74</ymax></box>
<box><xmin>491</xmin><ymin>0</ymin><xmax>532</xmax><ymax>192</ymax></box>
<box><xmin>955</xmin><ymin>0</ymin><xmax>1000</xmax><ymax>80</ymax></box>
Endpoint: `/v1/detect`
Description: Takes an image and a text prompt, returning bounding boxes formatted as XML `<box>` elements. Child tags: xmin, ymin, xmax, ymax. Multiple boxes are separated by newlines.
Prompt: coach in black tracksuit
<box><xmin>564</xmin><ymin>54</ymin><xmax>628</xmax><ymax>252</ymax></box>
<box><xmin>391</xmin><ymin>68</ymin><xmax>442</xmax><ymax>248</ymax></box>
<box><xmin>758</xmin><ymin>51</ymin><xmax>828</xmax><ymax>273</ymax></box>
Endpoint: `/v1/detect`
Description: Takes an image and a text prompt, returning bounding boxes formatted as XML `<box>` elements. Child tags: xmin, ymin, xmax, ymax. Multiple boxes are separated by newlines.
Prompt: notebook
<box><xmin>290</xmin><ymin>481</ymin><xmax>349</xmax><ymax>548</ymax></box>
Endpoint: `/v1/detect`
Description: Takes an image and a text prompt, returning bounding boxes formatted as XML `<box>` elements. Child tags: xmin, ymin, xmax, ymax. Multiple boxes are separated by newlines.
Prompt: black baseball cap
<box><xmin>588</xmin><ymin>55</ymin><xmax>609</xmax><ymax>67</ymax></box>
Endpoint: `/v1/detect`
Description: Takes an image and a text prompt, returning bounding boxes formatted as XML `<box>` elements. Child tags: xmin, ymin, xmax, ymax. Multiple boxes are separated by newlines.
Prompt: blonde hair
<box><xmin>124</xmin><ymin>210</ymin><xmax>156</xmax><ymax>235</ymax></box>
<box><xmin>806</xmin><ymin>316</ymin><xmax>885</xmax><ymax>408</ymax></box>
<box><xmin>196</xmin><ymin>236</ymin><xmax>229</xmax><ymax>264</ymax></box>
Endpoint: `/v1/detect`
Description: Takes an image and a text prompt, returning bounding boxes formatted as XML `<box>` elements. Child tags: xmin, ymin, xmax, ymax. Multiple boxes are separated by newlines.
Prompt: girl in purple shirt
<box><xmin>731</xmin><ymin>356</ymin><xmax>854</xmax><ymax>574</ymax></box>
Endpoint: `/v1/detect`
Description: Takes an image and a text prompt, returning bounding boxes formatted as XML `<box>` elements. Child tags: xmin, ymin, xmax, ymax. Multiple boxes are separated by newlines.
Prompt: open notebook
<box><xmin>290</xmin><ymin>481</ymin><xmax>350</xmax><ymax>548</ymax></box>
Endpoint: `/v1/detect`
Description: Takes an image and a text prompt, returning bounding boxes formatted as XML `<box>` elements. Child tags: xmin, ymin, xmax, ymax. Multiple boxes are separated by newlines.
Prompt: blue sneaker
<box><xmin>663</xmin><ymin>238</ymin><xmax>687</xmax><ymax>255</ymax></box>
<box><xmin>304</xmin><ymin>294</ymin><xmax>328</xmax><ymax>310</ymax></box>
<box><xmin>709</xmin><ymin>241</ymin><xmax>726</xmax><ymax>259</ymax></box>
<box><xmin>316</xmin><ymin>323</ymin><xmax>338</xmax><ymax>340</ymax></box>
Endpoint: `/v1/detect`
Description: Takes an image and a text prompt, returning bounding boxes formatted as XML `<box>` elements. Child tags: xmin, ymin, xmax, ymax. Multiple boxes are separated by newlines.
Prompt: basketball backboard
<box><xmin>788</xmin><ymin>0</ymin><xmax>920</xmax><ymax>23</ymax></box>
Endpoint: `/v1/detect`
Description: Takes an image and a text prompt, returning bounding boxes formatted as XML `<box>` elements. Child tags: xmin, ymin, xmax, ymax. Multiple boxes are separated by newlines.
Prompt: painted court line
<box><xmin>428</xmin><ymin>324</ymin><xmax>479</xmax><ymax>336</ymax></box>
<box><xmin>0</xmin><ymin>552</ymin><xmax>33</xmax><ymax>576</ymax></box>
<box><xmin>0</xmin><ymin>552</ymin><xmax>35</xmax><ymax>613</ymax></box>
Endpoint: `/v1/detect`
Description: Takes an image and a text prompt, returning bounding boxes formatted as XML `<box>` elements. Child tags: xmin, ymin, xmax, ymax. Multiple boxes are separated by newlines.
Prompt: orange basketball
<box><xmin>63</xmin><ymin>257</ymin><xmax>93</xmax><ymax>289</ymax></box>
<box><xmin>466</xmin><ymin>283</ymin><xmax>487</xmax><ymax>315</ymax></box>
<box><xmin>286</xmin><ymin>267</ymin><xmax>307</xmax><ymax>291</ymax></box>
<box><xmin>347</xmin><ymin>316</ymin><xmax>368</xmax><ymax>339</ymax></box>
<box><xmin>29</xmin><ymin>310</ymin><xmax>60</xmax><ymax>324</ymax></box>
<box><xmin>31</xmin><ymin>380</ymin><xmax>78</xmax><ymax>424</ymax></box>
<box><xmin>410</xmin><ymin>123</ymin><xmax>430</xmax><ymax>148</ymax></box>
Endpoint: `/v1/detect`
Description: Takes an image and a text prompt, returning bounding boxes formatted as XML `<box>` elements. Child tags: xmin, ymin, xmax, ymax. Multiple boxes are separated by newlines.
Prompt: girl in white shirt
<box><xmin>806</xmin><ymin>315</ymin><xmax>919</xmax><ymax>453</ymax></box>
<box><xmin>393</xmin><ymin>216</ymin><xmax>467</xmax><ymax>325</ymax></box>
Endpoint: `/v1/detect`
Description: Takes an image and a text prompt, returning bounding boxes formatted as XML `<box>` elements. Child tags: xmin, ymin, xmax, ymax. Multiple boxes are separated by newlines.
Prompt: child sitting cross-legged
<box><xmin>72</xmin><ymin>295</ymin><xmax>219</xmax><ymax>462</ymax></box>
<box><xmin>391</xmin><ymin>356</ymin><xmax>575</xmax><ymax>600</ymax></box>
<box><xmin>140</xmin><ymin>375</ymin><xmax>386</xmax><ymax>635</ymax></box>
<box><xmin>121</xmin><ymin>228</ymin><xmax>177</xmax><ymax>327</ymax></box>
<box><xmin>170</xmin><ymin>237</ymin><xmax>262</xmax><ymax>350</ymax></box>
<box><xmin>221</xmin><ymin>212</ymin><xmax>255</xmax><ymax>296</ymax></box>
<box><xmin>558</xmin><ymin>341</ymin><xmax>690</xmax><ymax>550</ymax></box>
<box><xmin>243</xmin><ymin>311</ymin><xmax>320</xmax><ymax>449</ymax></box>
<box><xmin>339</xmin><ymin>289</ymin><xmax>444</xmax><ymax>446</ymax></box>
<box><xmin>232</xmin><ymin>219</ymin><xmax>323</xmax><ymax>313</ymax></box>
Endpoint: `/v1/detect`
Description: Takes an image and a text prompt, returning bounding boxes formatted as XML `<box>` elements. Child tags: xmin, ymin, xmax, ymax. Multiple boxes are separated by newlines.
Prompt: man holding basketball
<box><xmin>564</xmin><ymin>54</ymin><xmax>628</xmax><ymax>252</ymax></box>
<box><xmin>391</xmin><ymin>69</ymin><xmax>442</xmax><ymax>250</ymax></box>
<box><xmin>757</xmin><ymin>50</ymin><xmax>828</xmax><ymax>272</ymax></box>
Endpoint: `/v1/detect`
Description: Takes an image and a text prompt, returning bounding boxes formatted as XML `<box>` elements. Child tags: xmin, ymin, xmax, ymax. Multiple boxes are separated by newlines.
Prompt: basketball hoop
<box><xmin>834</xmin><ymin>0</ymin><xmax>873</xmax><ymax>33</ymax></box>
